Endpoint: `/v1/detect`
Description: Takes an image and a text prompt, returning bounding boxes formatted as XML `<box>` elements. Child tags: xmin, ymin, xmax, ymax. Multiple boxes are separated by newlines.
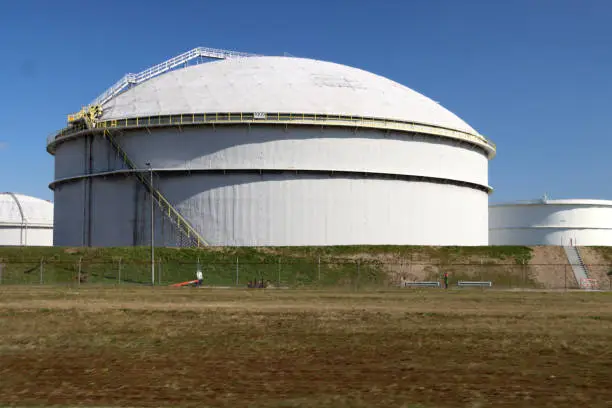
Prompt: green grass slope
<box><xmin>0</xmin><ymin>246</ymin><xmax>533</xmax><ymax>287</ymax></box>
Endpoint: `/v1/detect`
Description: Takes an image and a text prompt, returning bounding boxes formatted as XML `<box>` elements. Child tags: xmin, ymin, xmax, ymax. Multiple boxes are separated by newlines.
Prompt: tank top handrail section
<box><xmin>47</xmin><ymin>112</ymin><xmax>496</xmax><ymax>158</ymax></box>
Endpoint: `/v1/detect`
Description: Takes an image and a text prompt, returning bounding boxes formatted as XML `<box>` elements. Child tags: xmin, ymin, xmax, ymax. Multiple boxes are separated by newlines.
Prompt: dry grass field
<box><xmin>1</xmin><ymin>287</ymin><xmax>612</xmax><ymax>407</ymax></box>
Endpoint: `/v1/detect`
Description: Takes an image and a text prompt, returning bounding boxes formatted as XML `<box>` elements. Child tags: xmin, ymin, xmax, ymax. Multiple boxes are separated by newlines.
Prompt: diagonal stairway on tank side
<box><xmin>101</xmin><ymin>129</ymin><xmax>208</xmax><ymax>247</ymax></box>
<box><xmin>563</xmin><ymin>245</ymin><xmax>590</xmax><ymax>288</ymax></box>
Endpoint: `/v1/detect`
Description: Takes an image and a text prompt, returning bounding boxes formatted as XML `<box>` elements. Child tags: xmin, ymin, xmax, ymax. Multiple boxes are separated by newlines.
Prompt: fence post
<box><xmin>318</xmin><ymin>256</ymin><xmax>321</xmax><ymax>282</ymax></box>
<box><xmin>236</xmin><ymin>257</ymin><xmax>239</xmax><ymax>286</ymax></box>
<box><xmin>40</xmin><ymin>257</ymin><xmax>44</xmax><ymax>285</ymax></box>
<box><xmin>78</xmin><ymin>257</ymin><xmax>82</xmax><ymax>286</ymax></box>
<box><xmin>356</xmin><ymin>260</ymin><xmax>360</xmax><ymax>290</ymax></box>
<box><xmin>0</xmin><ymin>262</ymin><xmax>3</xmax><ymax>285</ymax></box>
<box><xmin>157</xmin><ymin>258</ymin><xmax>161</xmax><ymax>286</ymax></box>
<box><xmin>117</xmin><ymin>257</ymin><xmax>122</xmax><ymax>285</ymax></box>
<box><xmin>278</xmin><ymin>257</ymin><xmax>281</xmax><ymax>287</ymax></box>
<box><xmin>409</xmin><ymin>253</ymin><xmax>413</xmax><ymax>276</ymax></box>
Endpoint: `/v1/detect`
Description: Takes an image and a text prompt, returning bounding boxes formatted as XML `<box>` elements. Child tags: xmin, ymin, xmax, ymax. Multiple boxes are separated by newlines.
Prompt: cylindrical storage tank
<box><xmin>490</xmin><ymin>199</ymin><xmax>612</xmax><ymax>246</ymax></box>
<box><xmin>0</xmin><ymin>193</ymin><xmax>54</xmax><ymax>246</ymax></box>
<box><xmin>48</xmin><ymin>56</ymin><xmax>496</xmax><ymax>247</ymax></box>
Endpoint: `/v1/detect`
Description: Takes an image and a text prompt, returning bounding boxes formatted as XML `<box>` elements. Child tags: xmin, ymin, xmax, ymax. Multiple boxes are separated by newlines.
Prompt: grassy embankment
<box><xmin>0</xmin><ymin>246</ymin><xmax>534</xmax><ymax>287</ymax></box>
<box><xmin>1</xmin><ymin>287</ymin><xmax>612</xmax><ymax>407</ymax></box>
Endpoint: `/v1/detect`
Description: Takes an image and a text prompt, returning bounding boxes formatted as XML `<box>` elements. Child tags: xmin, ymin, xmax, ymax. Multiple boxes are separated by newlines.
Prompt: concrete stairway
<box><xmin>563</xmin><ymin>246</ymin><xmax>590</xmax><ymax>288</ymax></box>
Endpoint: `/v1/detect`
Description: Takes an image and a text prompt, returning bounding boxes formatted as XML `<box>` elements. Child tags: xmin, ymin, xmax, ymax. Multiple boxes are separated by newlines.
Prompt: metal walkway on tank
<box><xmin>47</xmin><ymin>112</ymin><xmax>496</xmax><ymax>158</ymax></box>
<box><xmin>102</xmin><ymin>129</ymin><xmax>209</xmax><ymax>247</ymax></box>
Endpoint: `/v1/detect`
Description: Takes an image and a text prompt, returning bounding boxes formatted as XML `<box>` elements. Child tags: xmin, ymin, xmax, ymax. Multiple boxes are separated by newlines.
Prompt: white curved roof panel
<box><xmin>0</xmin><ymin>193</ymin><xmax>54</xmax><ymax>227</ymax></box>
<box><xmin>491</xmin><ymin>199</ymin><xmax>612</xmax><ymax>207</ymax></box>
<box><xmin>101</xmin><ymin>56</ymin><xmax>479</xmax><ymax>135</ymax></box>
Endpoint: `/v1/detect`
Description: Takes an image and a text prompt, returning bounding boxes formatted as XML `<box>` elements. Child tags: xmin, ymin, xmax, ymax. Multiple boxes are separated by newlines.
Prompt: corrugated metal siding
<box><xmin>53</xmin><ymin>118</ymin><xmax>490</xmax><ymax>247</ymax></box>
<box><xmin>54</xmin><ymin>126</ymin><xmax>488</xmax><ymax>187</ymax></box>
<box><xmin>54</xmin><ymin>173</ymin><xmax>488</xmax><ymax>246</ymax></box>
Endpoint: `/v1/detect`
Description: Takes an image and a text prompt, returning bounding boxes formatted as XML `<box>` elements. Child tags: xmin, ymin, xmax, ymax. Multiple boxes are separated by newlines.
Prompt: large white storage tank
<box><xmin>490</xmin><ymin>198</ymin><xmax>612</xmax><ymax>246</ymax></box>
<box><xmin>0</xmin><ymin>193</ymin><xmax>54</xmax><ymax>246</ymax></box>
<box><xmin>48</xmin><ymin>48</ymin><xmax>496</xmax><ymax>247</ymax></box>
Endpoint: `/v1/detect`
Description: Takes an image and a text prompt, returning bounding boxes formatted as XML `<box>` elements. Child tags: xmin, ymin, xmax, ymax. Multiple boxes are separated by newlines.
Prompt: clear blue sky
<box><xmin>0</xmin><ymin>0</ymin><xmax>610</xmax><ymax>202</ymax></box>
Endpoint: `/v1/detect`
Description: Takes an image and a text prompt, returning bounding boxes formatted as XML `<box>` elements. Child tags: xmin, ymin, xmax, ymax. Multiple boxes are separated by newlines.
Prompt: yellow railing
<box><xmin>48</xmin><ymin>112</ymin><xmax>496</xmax><ymax>157</ymax></box>
<box><xmin>102</xmin><ymin>130</ymin><xmax>208</xmax><ymax>247</ymax></box>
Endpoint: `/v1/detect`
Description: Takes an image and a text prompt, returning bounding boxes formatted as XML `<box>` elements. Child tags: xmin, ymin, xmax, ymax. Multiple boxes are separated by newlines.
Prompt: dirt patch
<box><xmin>578</xmin><ymin>247</ymin><xmax>612</xmax><ymax>290</ymax></box>
<box><xmin>528</xmin><ymin>246</ymin><xmax>573</xmax><ymax>288</ymax></box>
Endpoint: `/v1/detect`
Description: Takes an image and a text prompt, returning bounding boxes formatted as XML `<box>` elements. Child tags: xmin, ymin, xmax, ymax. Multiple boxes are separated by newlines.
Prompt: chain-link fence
<box><xmin>0</xmin><ymin>257</ymin><xmax>610</xmax><ymax>290</ymax></box>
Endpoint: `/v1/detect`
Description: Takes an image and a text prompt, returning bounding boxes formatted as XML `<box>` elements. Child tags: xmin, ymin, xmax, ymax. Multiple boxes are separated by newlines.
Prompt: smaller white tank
<box><xmin>0</xmin><ymin>193</ymin><xmax>54</xmax><ymax>246</ymax></box>
<box><xmin>489</xmin><ymin>197</ymin><xmax>612</xmax><ymax>246</ymax></box>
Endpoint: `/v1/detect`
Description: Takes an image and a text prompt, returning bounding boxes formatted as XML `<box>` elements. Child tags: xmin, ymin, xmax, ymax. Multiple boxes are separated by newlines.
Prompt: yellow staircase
<box><xmin>102</xmin><ymin>129</ymin><xmax>208</xmax><ymax>247</ymax></box>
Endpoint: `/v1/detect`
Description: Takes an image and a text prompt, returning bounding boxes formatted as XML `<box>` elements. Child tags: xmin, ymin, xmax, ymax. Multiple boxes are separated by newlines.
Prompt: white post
<box><xmin>318</xmin><ymin>256</ymin><xmax>321</xmax><ymax>281</ymax></box>
<box><xmin>147</xmin><ymin>162</ymin><xmax>155</xmax><ymax>286</ymax></box>
<box><xmin>196</xmin><ymin>256</ymin><xmax>200</xmax><ymax>286</ymax></box>
<box><xmin>0</xmin><ymin>262</ymin><xmax>3</xmax><ymax>284</ymax></box>
<box><xmin>40</xmin><ymin>258</ymin><xmax>43</xmax><ymax>285</ymax></box>
<box><xmin>278</xmin><ymin>257</ymin><xmax>281</xmax><ymax>287</ymax></box>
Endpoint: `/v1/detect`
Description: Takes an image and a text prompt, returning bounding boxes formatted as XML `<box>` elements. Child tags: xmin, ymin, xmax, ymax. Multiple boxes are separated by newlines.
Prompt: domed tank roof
<box><xmin>101</xmin><ymin>56</ymin><xmax>479</xmax><ymax>135</ymax></box>
<box><xmin>0</xmin><ymin>193</ymin><xmax>54</xmax><ymax>227</ymax></box>
<box><xmin>491</xmin><ymin>199</ymin><xmax>612</xmax><ymax>207</ymax></box>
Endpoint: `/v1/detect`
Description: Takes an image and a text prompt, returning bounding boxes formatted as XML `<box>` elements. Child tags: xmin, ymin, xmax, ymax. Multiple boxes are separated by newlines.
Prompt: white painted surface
<box><xmin>54</xmin><ymin>174</ymin><xmax>489</xmax><ymax>247</ymax></box>
<box><xmin>102</xmin><ymin>57</ymin><xmax>479</xmax><ymax>135</ymax></box>
<box><xmin>489</xmin><ymin>200</ymin><xmax>612</xmax><ymax>246</ymax></box>
<box><xmin>0</xmin><ymin>193</ymin><xmax>54</xmax><ymax>246</ymax></box>
<box><xmin>52</xmin><ymin>56</ymin><xmax>493</xmax><ymax>247</ymax></box>
<box><xmin>54</xmin><ymin>127</ymin><xmax>490</xmax><ymax>187</ymax></box>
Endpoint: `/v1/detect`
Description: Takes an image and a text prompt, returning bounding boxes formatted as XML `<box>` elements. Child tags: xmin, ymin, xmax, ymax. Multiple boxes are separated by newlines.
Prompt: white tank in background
<box><xmin>490</xmin><ymin>197</ymin><xmax>612</xmax><ymax>246</ymax></box>
<box><xmin>0</xmin><ymin>192</ymin><xmax>53</xmax><ymax>246</ymax></box>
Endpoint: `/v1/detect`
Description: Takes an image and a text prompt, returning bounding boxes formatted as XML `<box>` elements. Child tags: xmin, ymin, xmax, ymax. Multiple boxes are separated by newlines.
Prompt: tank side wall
<box><xmin>160</xmin><ymin>174</ymin><xmax>488</xmax><ymax>246</ymax></box>
<box><xmin>490</xmin><ymin>228</ymin><xmax>612</xmax><ymax>246</ymax></box>
<box><xmin>89</xmin><ymin>177</ymin><xmax>140</xmax><ymax>247</ymax></box>
<box><xmin>53</xmin><ymin>180</ymin><xmax>85</xmax><ymax>246</ymax></box>
<box><xmin>0</xmin><ymin>227</ymin><xmax>24</xmax><ymax>246</ymax></box>
<box><xmin>23</xmin><ymin>228</ymin><xmax>53</xmax><ymax>246</ymax></box>
<box><xmin>90</xmin><ymin>134</ymin><xmax>128</xmax><ymax>175</ymax></box>
<box><xmin>52</xmin><ymin>125</ymin><xmax>490</xmax><ymax>246</ymax></box>
<box><xmin>54</xmin><ymin>137</ymin><xmax>87</xmax><ymax>179</ymax></box>
<box><xmin>490</xmin><ymin>205</ymin><xmax>612</xmax><ymax>245</ymax></box>
<box><xmin>490</xmin><ymin>204</ymin><xmax>612</xmax><ymax>229</ymax></box>
<box><xmin>113</xmin><ymin>126</ymin><xmax>488</xmax><ymax>186</ymax></box>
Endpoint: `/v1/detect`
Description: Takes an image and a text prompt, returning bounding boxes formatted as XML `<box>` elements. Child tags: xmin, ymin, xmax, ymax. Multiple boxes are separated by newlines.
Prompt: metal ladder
<box><xmin>102</xmin><ymin>129</ymin><xmax>208</xmax><ymax>247</ymax></box>
<box><xmin>563</xmin><ymin>246</ymin><xmax>589</xmax><ymax>287</ymax></box>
